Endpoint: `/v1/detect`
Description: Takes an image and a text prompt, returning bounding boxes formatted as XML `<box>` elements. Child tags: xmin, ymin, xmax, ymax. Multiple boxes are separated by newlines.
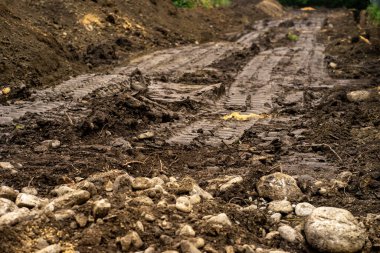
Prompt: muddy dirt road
<box><xmin>0</xmin><ymin>10</ymin><xmax>379</xmax><ymax>253</ymax></box>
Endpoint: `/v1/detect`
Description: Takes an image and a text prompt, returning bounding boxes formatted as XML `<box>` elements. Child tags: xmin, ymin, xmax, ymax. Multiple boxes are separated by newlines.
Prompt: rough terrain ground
<box><xmin>0</xmin><ymin>3</ymin><xmax>379</xmax><ymax>253</ymax></box>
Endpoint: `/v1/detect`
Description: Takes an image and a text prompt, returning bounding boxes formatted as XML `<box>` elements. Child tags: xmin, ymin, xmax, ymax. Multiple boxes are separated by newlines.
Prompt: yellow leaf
<box><xmin>301</xmin><ymin>7</ymin><xmax>316</xmax><ymax>11</ymax></box>
<box><xmin>222</xmin><ymin>112</ymin><xmax>268</xmax><ymax>121</ymax></box>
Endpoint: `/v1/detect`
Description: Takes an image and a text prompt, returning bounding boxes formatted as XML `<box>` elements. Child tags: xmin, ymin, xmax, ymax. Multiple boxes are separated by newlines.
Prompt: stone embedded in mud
<box><xmin>278</xmin><ymin>225</ymin><xmax>304</xmax><ymax>243</ymax></box>
<box><xmin>268</xmin><ymin>200</ymin><xmax>293</xmax><ymax>214</ymax></box>
<box><xmin>132</xmin><ymin>177</ymin><xmax>153</xmax><ymax>190</ymax></box>
<box><xmin>15</xmin><ymin>193</ymin><xmax>44</xmax><ymax>209</ymax></box>
<box><xmin>305</xmin><ymin>207</ymin><xmax>367</xmax><ymax>253</ymax></box>
<box><xmin>35</xmin><ymin>244</ymin><xmax>61</xmax><ymax>253</ymax></box>
<box><xmin>219</xmin><ymin>176</ymin><xmax>243</xmax><ymax>192</ymax></box>
<box><xmin>180</xmin><ymin>240</ymin><xmax>202</xmax><ymax>253</ymax></box>
<box><xmin>0</xmin><ymin>207</ymin><xmax>33</xmax><ymax>226</ymax></box>
<box><xmin>176</xmin><ymin>196</ymin><xmax>193</xmax><ymax>213</ymax></box>
<box><xmin>0</xmin><ymin>198</ymin><xmax>17</xmax><ymax>216</ymax></box>
<box><xmin>93</xmin><ymin>199</ymin><xmax>111</xmax><ymax>219</ymax></box>
<box><xmin>206</xmin><ymin>213</ymin><xmax>232</xmax><ymax>227</ymax></box>
<box><xmin>256</xmin><ymin>172</ymin><xmax>303</xmax><ymax>201</ymax></box>
<box><xmin>295</xmin><ymin>202</ymin><xmax>315</xmax><ymax>217</ymax></box>
<box><xmin>46</xmin><ymin>190</ymin><xmax>90</xmax><ymax>211</ymax></box>
<box><xmin>178</xmin><ymin>224</ymin><xmax>196</xmax><ymax>237</ymax></box>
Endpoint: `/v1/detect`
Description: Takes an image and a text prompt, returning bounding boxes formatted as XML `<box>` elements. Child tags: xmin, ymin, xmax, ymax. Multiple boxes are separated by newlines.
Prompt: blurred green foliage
<box><xmin>173</xmin><ymin>0</ymin><xmax>231</xmax><ymax>8</ymax></box>
<box><xmin>278</xmin><ymin>0</ymin><xmax>369</xmax><ymax>9</ymax></box>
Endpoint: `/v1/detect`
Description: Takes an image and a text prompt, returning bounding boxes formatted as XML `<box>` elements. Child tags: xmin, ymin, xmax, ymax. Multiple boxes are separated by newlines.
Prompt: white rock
<box><xmin>269</xmin><ymin>213</ymin><xmax>282</xmax><ymax>224</ymax></box>
<box><xmin>268</xmin><ymin>200</ymin><xmax>293</xmax><ymax>214</ymax></box>
<box><xmin>0</xmin><ymin>198</ymin><xmax>17</xmax><ymax>216</ymax></box>
<box><xmin>178</xmin><ymin>224</ymin><xmax>196</xmax><ymax>237</ymax></box>
<box><xmin>176</xmin><ymin>196</ymin><xmax>193</xmax><ymax>213</ymax></box>
<box><xmin>35</xmin><ymin>244</ymin><xmax>61</xmax><ymax>253</ymax></box>
<box><xmin>278</xmin><ymin>225</ymin><xmax>304</xmax><ymax>243</ymax></box>
<box><xmin>132</xmin><ymin>177</ymin><xmax>153</xmax><ymax>190</ymax></box>
<box><xmin>257</xmin><ymin>172</ymin><xmax>303</xmax><ymax>201</ymax></box>
<box><xmin>15</xmin><ymin>193</ymin><xmax>43</xmax><ymax>209</ymax></box>
<box><xmin>46</xmin><ymin>190</ymin><xmax>90</xmax><ymax>211</ymax></box>
<box><xmin>0</xmin><ymin>208</ymin><xmax>33</xmax><ymax>226</ymax></box>
<box><xmin>220</xmin><ymin>176</ymin><xmax>243</xmax><ymax>191</ymax></box>
<box><xmin>295</xmin><ymin>202</ymin><xmax>315</xmax><ymax>217</ymax></box>
<box><xmin>305</xmin><ymin>207</ymin><xmax>367</xmax><ymax>253</ymax></box>
<box><xmin>93</xmin><ymin>199</ymin><xmax>111</xmax><ymax>218</ymax></box>
<box><xmin>207</xmin><ymin>213</ymin><xmax>232</xmax><ymax>227</ymax></box>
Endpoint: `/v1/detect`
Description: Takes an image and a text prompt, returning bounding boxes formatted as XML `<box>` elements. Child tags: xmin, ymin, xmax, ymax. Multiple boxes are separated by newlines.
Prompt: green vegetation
<box><xmin>278</xmin><ymin>0</ymin><xmax>369</xmax><ymax>9</ymax></box>
<box><xmin>173</xmin><ymin>0</ymin><xmax>231</xmax><ymax>8</ymax></box>
<box><xmin>368</xmin><ymin>4</ymin><xmax>380</xmax><ymax>25</ymax></box>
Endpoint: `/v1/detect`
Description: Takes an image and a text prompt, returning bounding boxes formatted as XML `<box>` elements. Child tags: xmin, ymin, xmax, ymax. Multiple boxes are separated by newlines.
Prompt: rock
<box><xmin>111</xmin><ymin>137</ymin><xmax>132</xmax><ymax>150</ymax></box>
<box><xmin>176</xmin><ymin>196</ymin><xmax>193</xmax><ymax>213</ymax></box>
<box><xmin>268</xmin><ymin>200</ymin><xmax>293</xmax><ymax>214</ymax></box>
<box><xmin>0</xmin><ymin>208</ymin><xmax>33</xmax><ymax>226</ymax></box>
<box><xmin>347</xmin><ymin>90</ymin><xmax>372</xmax><ymax>102</ymax></box>
<box><xmin>278</xmin><ymin>225</ymin><xmax>304</xmax><ymax>243</ymax></box>
<box><xmin>305</xmin><ymin>207</ymin><xmax>367</xmax><ymax>253</ymax></box>
<box><xmin>0</xmin><ymin>198</ymin><xmax>17</xmax><ymax>216</ymax></box>
<box><xmin>93</xmin><ymin>199</ymin><xmax>111</xmax><ymax>218</ymax></box>
<box><xmin>21</xmin><ymin>187</ymin><xmax>38</xmax><ymax>195</ymax></box>
<box><xmin>181</xmin><ymin>240</ymin><xmax>202</xmax><ymax>253</ymax></box>
<box><xmin>35</xmin><ymin>244</ymin><xmax>62</xmax><ymax>253</ymax></box>
<box><xmin>117</xmin><ymin>231</ymin><xmax>143</xmax><ymax>251</ymax></box>
<box><xmin>295</xmin><ymin>202</ymin><xmax>315</xmax><ymax>217</ymax></box>
<box><xmin>53</xmin><ymin>209</ymin><xmax>75</xmax><ymax>221</ymax></box>
<box><xmin>113</xmin><ymin>174</ymin><xmax>133</xmax><ymax>193</ymax></box>
<box><xmin>129</xmin><ymin>196</ymin><xmax>154</xmax><ymax>206</ymax></box>
<box><xmin>220</xmin><ymin>176</ymin><xmax>243</xmax><ymax>192</ymax></box>
<box><xmin>132</xmin><ymin>177</ymin><xmax>153</xmax><ymax>190</ymax></box>
<box><xmin>0</xmin><ymin>162</ymin><xmax>18</xmax><ymax>174</ymax></box>
<box><xmin>0</xmin><ymin>186</ymin><xmax>18</xmax><ymax>201</ymax></box>
<box><xmin>257</xmin><ymin>172</ymin><xmax>303</xmax><ymax>201</ymax></box>
<box><xmin>15</xmin><ymin>193</ymin><xmax>44</xmax><ymax>209</ymax></box>
<box><xmin>188</xmin><ymin>238</ymin><xmax>205</xmax><ymax>248</ymax></box>
<box><xmin>178</xmin><ymin>224</ymin><xmax>196</xmax><ymax>237</ymax></box>
<box><xmin>75</xmin><ymin>213</ymin><xmax>88</xmax><ymax>227</ymax></box>
<box><xmin>206</xmin><ymin>213</ymin><xmax>232</xmax><ymax>227</ymax></box>
<box><xmin>46</xmin><ymin>190</ymin><xmax>90</xmax><ymax>211</ymax></box>
<box><xmin>269</xmin><ymin>213</ymin><xmax>282</xmax><ymax>224</ymax></box>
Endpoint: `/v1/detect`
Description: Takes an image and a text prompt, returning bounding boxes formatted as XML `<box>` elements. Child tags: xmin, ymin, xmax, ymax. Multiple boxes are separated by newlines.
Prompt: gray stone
<box><xmin>176</xmin><ymin>196</ymin><xmax>193</xmax><ymax>213</ymax></box>
<box><xmin>295</xmin><ymin>202</ymin><xmax>315</xmax><ymax>217</ymax></box>
<box><xmin>35</xmin><ymin>244</ymin><xmax>62</xmax><ymax>253</ymax></box>
<box><xmin>278</xmin><ymin>225</ymin><xmax>304</xmax><ymax>243</ymax></box>
<box><xmin>15</xmin><ymin>193</ymin><xmax>44</xmax><ymax>209</ymax></box>
<box><xmin>257</xmin><ymin>172</ymin><xmax>303</xmax><ymax>201</ymax></box>
<box><xmin>0</xmin><ymin>198</ymin><xmax>17</xmax><ymax>216</ymax></box>
<box><xmin>268</xmin><ymin>200</ymin><xmax>293</xmax><ymax>214</ymax></box>
<box><xmin>0</xmin><ymin>186</ymin><xmax>18</xmax><ymax>201</ymax></box>
<box><xmin>305</xmin><ymin>207</ymin><xmax>367</xmax><ymax>253</ymax></box>
<box><xmin>93</xmin><ymin>199</ymin><xmax>111</xmax><ymax>218</ymax></box>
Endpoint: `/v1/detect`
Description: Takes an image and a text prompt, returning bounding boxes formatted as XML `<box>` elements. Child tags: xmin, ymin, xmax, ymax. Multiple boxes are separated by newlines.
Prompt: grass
<box><xmin>368</xmin><ymin>4</ymin><xmax>380</xmax><ymax>25</ymax></box>
<box><xmin>173</xmin><ymin>0</ymin><xmax>231</xmax><ymax>8</ymax></box>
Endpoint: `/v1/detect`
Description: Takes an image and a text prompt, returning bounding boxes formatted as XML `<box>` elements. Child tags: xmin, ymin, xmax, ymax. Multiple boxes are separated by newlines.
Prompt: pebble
<box><xmin>132</xmin><ymin>177</ymin><xmax>153</xmax><ymax>190</ymax></box>
<box><xmin>220</xmin><ymin>176</ymin><xmax>243</xmax><ymax>192</ymax></box>
<box><xmin>295</xmin><ymin>202</ymin><xmax>315</xmax><ymax>217</ymax></box>
<box><xmin>176</xmin><ymin>196</ymin><xmax>193</xmax><ymax>213</ymax></box>
<box><xmin>268</xmin><ymin>200</ymin><xmax>293</xmax><ymax>214</ymax></box>
<box><xmin>46</xmin><ymin>190</ymin><xmax>90</xmax><ymax>211</ymax></box>
<box><xmin>93</xmin><ymin>199</ymin><xmax>111</xmax><ymax>218</ymax></box>
<box><xmin>305</xmin><ymin>207</ymin><xmax>367</xmax><ymax>253</ymax></box>
<box><xmin>257</xmin><ymin>172</ymin><xmax>303</xmax><ymax>201</ymax></box>
<box><xmin>278</xmin><ymin>225</ymin><xmax>304</xmax><ymax>243</ymax></box>
<box><xmin>0</xmin><ymin>186</ymin><xmax>19</xmax><ymax>201</ymax></box>
<box><xmin>0</xmin><ymin>198</ymin><xmax>17</xmax><ymax>216</ymax></box>
<box><xmin>181</xmin><ymin>240</ymin><xmax>202</xmax><ymax>253</ymax></box>
<box><xmin>206</xmin><ymin>213</ymin><xmax>232</xmax><ymax>227</ymax></box>
<box><xmin>15</xmin><ymin>193</ymin><xmax>43</xmax><ymax>209</ymax></box>
<box><xmin>35</xmin><ymin>244</ymin><xmax>61</xmax><ymax>253</ymax></box>
<box><xmin>269</xmin><ymin>213</ymin><xmax>282</xmax><ymax>224</ymax></box>
<box><xmin>178</xmin><ymin>224</ymin><xmax>196</xmax><ymax>237</ymax></box>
